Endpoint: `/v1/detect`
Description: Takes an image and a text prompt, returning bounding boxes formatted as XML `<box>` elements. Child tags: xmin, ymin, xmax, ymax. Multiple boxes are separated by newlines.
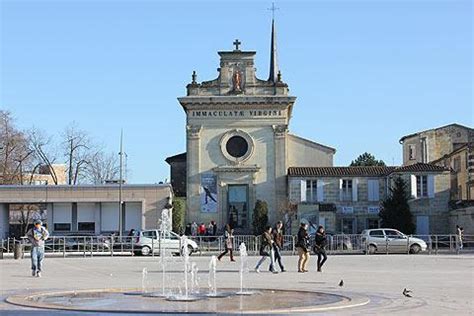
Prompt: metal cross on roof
<box><xmin>268</xmin><ymin>2</ymin><xmax>279</xmax><ymax>20</ymax></box>
<box><xmin>233</xmin><ymin>39</ymin><xmax>241</xmax><ymax>50</ymax></box>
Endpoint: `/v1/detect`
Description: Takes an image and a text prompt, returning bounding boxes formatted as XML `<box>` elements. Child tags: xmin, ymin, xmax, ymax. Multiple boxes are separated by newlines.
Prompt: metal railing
<box><xmin>1</xmin><ymin>234</ymin><xmax>472</xmax><ymax>258</ymax></box>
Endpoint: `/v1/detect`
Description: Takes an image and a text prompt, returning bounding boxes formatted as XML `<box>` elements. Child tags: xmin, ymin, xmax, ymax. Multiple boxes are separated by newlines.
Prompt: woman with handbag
<box><xmin>255</xmin><ymin>226</ymin><xmax>278</xmax><ymax>273</ymax></box>
<box><xmin>217</xmin><ymin>224</ymin><xmax>235</xmax><ymax>261</ymax></box>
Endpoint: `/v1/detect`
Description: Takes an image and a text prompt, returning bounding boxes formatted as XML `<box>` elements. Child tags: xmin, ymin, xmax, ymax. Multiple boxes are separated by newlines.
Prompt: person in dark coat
<box><xmin>255</xmin><ymin>226</ymin><xmax>277</xmax><ymax>273</ymax></box>
<box><xmin>314</xmin><ymin>225</ymin><xmax>328</xmax><ymax>272</ymax></box>
<box><xmin>272</xmin><ymin>221</ymin><xmax>285</xmax><ymax>272</ymax></box>
<box><xmin>217</xmin><ymin>224</ymin><xmax>235</xmax><ymax>261</ymax></box>
<box><xmin>296</xmin><ymin>222</ymin><xmax>310</xmax><ymax>273</ymax></box>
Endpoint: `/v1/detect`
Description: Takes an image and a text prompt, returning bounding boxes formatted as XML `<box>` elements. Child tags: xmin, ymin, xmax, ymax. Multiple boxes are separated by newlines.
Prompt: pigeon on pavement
<box><xmin>403</xmin><ymin>288</ymin><xmax>412</xmax><ymax>298</ymax></box>
<box><xmin>339</xmin><ymin>280</ymin><xmax>344</xmax><ymax>287</ymax></box>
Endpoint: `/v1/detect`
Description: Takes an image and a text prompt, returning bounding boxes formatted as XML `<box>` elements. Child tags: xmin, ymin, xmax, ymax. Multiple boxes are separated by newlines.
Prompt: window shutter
<box><xmin>373</xmin><ymin>180</ymin><xmax>379</xmax><ymax>201</ymax></box>
<box><xmin>300</xmin><ymin>180</ymin><xmax>307</xmax><ymax>202</ymax></box>
<box><xmin>289</xmin><ymin>179</ymin><xmax>301</xmax><ymax>203</ymax></box>
<box><xmin>427</xmin><ymin>175</ymin><xmax>435</xmax><ymax>198</ymax></box>
<box><xmin>352</xmin><ymin>178</ymin><xmax>358</xmax><ymax>202</ymax></box>
<box><xmin>317</xmin><ymin>180</ymin><xmax>324</xmax><ymax>202</ymax></box>
<box><xmin>368</xmin><ymin>180</ymin><xmax>374</xmax><ymax>201</ymax></box>
<box><xmin>339</xmin><ymin>179</ymin><xmax>343</xmax><ymax>201</ymax></box>
<box><xmin>368</xmin><ymin>179</ymin><xmax>379</xmax><ymax>201</ymax></box>
<box><xmin>410</xmin><ymin>175</ymin><xmax>417</xmax><ymax>198</ymax></box>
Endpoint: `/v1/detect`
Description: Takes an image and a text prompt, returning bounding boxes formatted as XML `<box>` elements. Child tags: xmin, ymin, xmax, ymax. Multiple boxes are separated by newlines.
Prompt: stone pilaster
<box><xmin>273</xmin><ymin>124</ymin><xmax>288</xmax><ymax>223</ymax></box>
<box><xmin>186</xmin><ymin>125</ymin><xmax>202</xmax><ymax>223</ymax></box>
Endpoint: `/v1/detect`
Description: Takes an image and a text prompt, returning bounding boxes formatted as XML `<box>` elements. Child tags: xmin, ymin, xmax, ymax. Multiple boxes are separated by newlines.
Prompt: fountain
<box><xmin>236</xmin><ymin>242</ymin><xmax>253</xmax><ymax>295</ymax></box>
<box><xmin>207</xmin><ymin>255</ymin><xmax>217</xmax><ymax>296</ymax></box>
<box><xmin>124</xmin><ymin>267</ymin><xmax>149</xmax><ymax>296</ymax></box>
<box><xmin>190</xmin><ymin>262</ymin><xmax>199</xmax><ymax>294</ymax></box>
<box><xmin>166</xmin><ymin>236</ymin><xmax>201</xmax><ymax>301</ymax></box>
<box><xmin>142</xmin><ymin>208</ymin><xmax>172</xmax><ymax>298</ymax></box>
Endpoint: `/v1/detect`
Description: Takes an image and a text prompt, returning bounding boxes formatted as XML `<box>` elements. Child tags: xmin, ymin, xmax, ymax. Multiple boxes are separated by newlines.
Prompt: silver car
<box><xmin>361</xmin><ymin>228</ymin><xmax>427</xmax><ymax>254</ymax></box>
<box><xmin>134</xmin><ymin>229</ymin><xmax>199</xmax><ymax>256</ymax></box>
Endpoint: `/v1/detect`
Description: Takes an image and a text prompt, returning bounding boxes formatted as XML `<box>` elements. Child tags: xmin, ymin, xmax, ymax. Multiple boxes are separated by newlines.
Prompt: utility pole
<box><xmin>118</xmin><ymin>129</ymin><xmax>124</xmax><ymax>238</ymax></box>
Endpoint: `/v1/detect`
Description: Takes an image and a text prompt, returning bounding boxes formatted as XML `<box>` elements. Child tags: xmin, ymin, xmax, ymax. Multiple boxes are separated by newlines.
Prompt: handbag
<box><xmin>259</xmin><ymin>244</ymin><xmax>271</xmax><ymax>256</ymax></box>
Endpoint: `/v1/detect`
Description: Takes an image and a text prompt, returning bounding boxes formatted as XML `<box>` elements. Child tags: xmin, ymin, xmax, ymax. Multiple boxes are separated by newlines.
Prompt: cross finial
<box><xmin>268</xmin><ymin>2</ymin><xmax>279</xmax><ymax>20</ymax></box>
<box><xmin>233</xmin><ymin>39</ymin><xmax>241</xmax><ymax>51</ymax></box>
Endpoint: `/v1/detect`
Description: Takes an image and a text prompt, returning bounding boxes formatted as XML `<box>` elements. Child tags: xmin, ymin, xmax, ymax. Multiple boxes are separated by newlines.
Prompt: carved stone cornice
<box><xmin>186</xmin><ymin>125</ymin><xmax>202</xmax><ymax>139</ymax></box>
<box><xmin>213</xmin><ymin>165</ymin><xmax>260</xmax><ymax>173</ymax></box>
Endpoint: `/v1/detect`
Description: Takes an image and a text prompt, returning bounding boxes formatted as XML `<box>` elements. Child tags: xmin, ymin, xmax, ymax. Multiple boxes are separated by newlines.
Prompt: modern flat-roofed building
<box><xmin>0</xmin><ymin>184</ymin><xmax>172</xmax><ymax>238</ymax></box>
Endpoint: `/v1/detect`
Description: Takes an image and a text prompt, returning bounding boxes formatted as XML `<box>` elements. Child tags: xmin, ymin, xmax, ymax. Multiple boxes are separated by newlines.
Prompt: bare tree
<box><xmin>27</xmin><ymin>127</ymin><xmax>59</xmax><ymax>184</ymax></box>
<box><xmin>0</xmin><ymin>111</ymin><xmax>33</xmax><ymax>184</ymax></box>
<box><xmin>84</xmin><ymin>150</ymin><xmax>120</xmax><ymax>184</ymax></box>
<box><xmin>63</xmin><ymin>123</ymin><xmax>91</xmax><ymax>185</ymax></box>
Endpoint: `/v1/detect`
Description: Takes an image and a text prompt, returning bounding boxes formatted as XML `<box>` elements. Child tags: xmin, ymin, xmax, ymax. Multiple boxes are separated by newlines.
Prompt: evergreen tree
<box><xmin>252</xmin><ymin>200</ymin><xmax>268</xmax><ymax>235</ymax></box>
<box><xmin>350</xmin><ymin>152</ymin><xmax>386</xmax><ymax>166</ymax></box>
<box><xmin>172</xmin><ymin>198</ymin><xmax>185</xmax><ymax>235</ymax></box>
<box><xmin>379</xmin><ymin>177</ymin><xmax>416</xmax><ymax>234</ymax></box>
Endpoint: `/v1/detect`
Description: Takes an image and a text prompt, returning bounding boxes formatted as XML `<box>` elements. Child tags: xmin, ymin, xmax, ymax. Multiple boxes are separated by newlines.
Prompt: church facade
<box><xmin>168</xmin><ymin>24</ymin><xmax>335</xmax><ymax>232</ymax></box>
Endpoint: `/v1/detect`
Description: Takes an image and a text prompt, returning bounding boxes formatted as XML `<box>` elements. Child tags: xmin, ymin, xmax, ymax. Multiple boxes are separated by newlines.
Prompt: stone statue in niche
<box><xmin>232</xmin><ymin>69</ymin><xmax>243</xmax><ymax>93</ymax></box>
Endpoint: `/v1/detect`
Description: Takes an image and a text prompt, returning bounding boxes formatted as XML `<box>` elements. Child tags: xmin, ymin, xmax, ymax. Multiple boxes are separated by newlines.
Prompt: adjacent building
<box><xmin>0</xmin><ymin>184</ymin><xmax>172</xmax><ymax>238</ymax></box>
<box><xmin>288</xmin><ymin>163</ymin><xmax>450</xmax><ymax>235</ymax></box>
<box><xmin>400</xmin><ymin>124</ymin><xmax>474</xmax><ymax>200</ymax></box>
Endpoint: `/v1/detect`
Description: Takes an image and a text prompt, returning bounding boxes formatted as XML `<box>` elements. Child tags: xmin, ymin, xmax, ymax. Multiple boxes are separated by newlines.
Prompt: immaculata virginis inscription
<box><xmin>190</xmin><ymin>109</ymin><xmax>285</xmax><ymax>118</ymax></box>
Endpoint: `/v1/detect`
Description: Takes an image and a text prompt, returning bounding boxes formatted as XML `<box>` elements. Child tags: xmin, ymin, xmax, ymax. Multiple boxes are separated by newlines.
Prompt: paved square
<box><xmin>0</xmin><ymin>254</ymin><xmax>472</xmax><ymax>315</ymax></box>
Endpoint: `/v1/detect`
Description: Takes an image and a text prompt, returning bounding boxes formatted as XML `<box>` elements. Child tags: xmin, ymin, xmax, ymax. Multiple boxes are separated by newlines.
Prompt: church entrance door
<box><xmin>227</xmin><ymin>185</ymin><xmax>248</xmax><ymax>230</ymax></box>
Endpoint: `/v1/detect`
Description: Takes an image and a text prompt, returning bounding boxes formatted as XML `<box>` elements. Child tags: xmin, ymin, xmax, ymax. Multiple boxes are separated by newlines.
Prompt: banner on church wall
<box><xmin>200</xmin><ymin>173</ymin><xmax>218</xmax><ymax>213</ymax></box>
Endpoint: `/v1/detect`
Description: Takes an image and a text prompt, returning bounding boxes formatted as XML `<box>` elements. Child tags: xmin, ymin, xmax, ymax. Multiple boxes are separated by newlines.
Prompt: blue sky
<box><xmin>1</xmin><ymin>0</ymin><xmax>472</xmax><ymax>183</ymax></box>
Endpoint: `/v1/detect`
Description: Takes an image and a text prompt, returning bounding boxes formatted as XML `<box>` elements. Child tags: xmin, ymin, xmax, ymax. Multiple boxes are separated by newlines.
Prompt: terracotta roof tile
<box><xmin>288</xmin><ymin>163</ymin><xmax>449</xmax><ymax>177</ymax></box>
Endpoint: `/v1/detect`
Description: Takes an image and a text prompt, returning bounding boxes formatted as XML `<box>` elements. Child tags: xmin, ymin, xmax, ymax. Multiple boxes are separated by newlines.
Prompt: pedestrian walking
<box><xmin>314</xmin><ymin>225</ymin><xmax>328</xmax><ymax>272</ymax></box>
<box><xmin>272</xmin><ymin>221</ymin><xmax>285</xmax><ymax>272</ymax></box>
<box><xmin>296</xmin><ymin>222</ymin><xmax>310</xmax><ymax>273</ymax></box>
<box><xmin>191</xmin><ymin>222</ymin><xmax>198</xmax><ymax>237</ymax></box>
<box><xmin>456</xmin><ymin>225</ymin><xmax>464</xmax><ymax>250</ymax></box>
<box><xmin>217</xmin><ymin>224</ymin><xmax>235</xmax><ymax>261</ymax></box>
<box><xmin>26</xmin><ymin>219</ymin><xmax>49</xmax><ymax>277</ymax></box>
<box><xmin>255</xmin><ymin>226</ymin><xmax>278</xmax><ymax>273</ymax></box>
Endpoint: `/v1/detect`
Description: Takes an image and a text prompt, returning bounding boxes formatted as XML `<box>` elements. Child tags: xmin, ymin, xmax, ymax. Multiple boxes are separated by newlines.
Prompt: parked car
<box><xmin>133</xmin><ymin>229</ymin><xmax>199</xmax><ymax>256</ymax></box>
<box><xmin>361</xmin><ymin>229</ymin><xmax>427</xmax><ymax>254</ymax></box>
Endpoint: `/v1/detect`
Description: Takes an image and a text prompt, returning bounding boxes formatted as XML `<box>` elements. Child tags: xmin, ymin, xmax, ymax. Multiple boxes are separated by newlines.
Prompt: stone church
<box><xmin>166</xmin><ymin>20</ymin><xmax>336</xmax><ymax>232</ymax></box>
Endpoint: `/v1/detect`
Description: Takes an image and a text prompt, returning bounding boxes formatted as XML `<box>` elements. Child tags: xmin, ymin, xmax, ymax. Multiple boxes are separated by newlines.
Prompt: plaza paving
<box><xmin>0</xmin><ymin>253</ymin><xmax>473</xmax><ymax>315</ymax></box>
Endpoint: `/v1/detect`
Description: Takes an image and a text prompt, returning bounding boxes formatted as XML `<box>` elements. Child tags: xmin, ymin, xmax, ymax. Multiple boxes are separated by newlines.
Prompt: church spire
<box><xmin>268</xmin><ymin>3</ymin><xmax>279</xmax><ymax>82</ymax></box>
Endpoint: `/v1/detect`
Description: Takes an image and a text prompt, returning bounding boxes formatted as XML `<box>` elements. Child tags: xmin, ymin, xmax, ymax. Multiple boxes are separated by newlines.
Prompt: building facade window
<box><xmin>453</xmin><ymin>157</ymin><xmax>461</xmax><ymax>172</ymax></box>
<box><xmin>341</xmin><ymin>218</ymin><xmax>354</xmax><ymax>234</ymax></box>
<box><xmin>420</xmin><ymin>138</ymin><xmax>428</xmax><ymax>163</ymax></box>
<box><xmin>306</xmin><ymin>180</ymin><xmax>318</xmax><ymax>203</ymax></box>
<box><xmin>408</xmin><ymin>144</ymin><xmax>416</xmax><ymax>160</ymax></box>
<box><xmin>78</xmin><ymin>222</ymin><xmax>95</xmax><ymax>231</ymax></box>
<box><xmin>367</xmin><ymin>218</ymin><xmax>380</xmax><ymax>229</ymax></box>
<box><xmin>54</xmin><ymin>223</ymin><xmax>71</xmax><ymax>231</ymax></box>
<box><xmin>416</xmin><ymin>175</ymin><xmax>428</xmax><ymax>197</ymax></box>
<box><xmin>226</xmin><ymin>135</ymin><xmax>248</xmax><ymax>158</ymax></box>
<box><xmin>341</xmin><ymin>179</ymin><xmax>353</xmax><ymax>201</ymax></box>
